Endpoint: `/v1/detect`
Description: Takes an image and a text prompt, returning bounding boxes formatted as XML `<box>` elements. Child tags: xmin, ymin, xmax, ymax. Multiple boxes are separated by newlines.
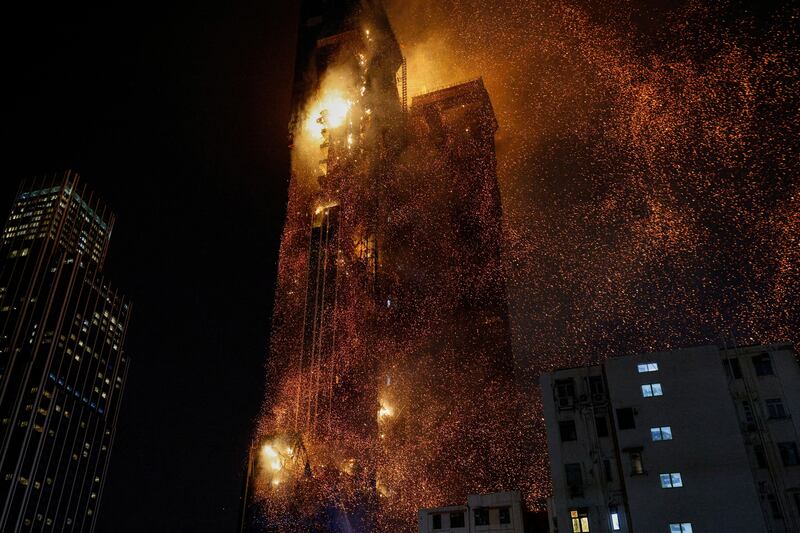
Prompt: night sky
<box><xmin>3</xmin><ymin>2</ymin><xmax>299</xmax><ymax>530</ymax></box>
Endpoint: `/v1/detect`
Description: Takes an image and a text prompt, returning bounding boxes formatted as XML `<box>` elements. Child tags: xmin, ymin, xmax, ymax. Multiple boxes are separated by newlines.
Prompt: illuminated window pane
<box><xmin>609</xmin><ymin>506</ymin><xmax>621</xmax><ymax>531</ymax></box>
<box><xmin>651</xmin><ymin>426</ymin><xmax>673</xmax><ymax>441</ymax></box>
<box><xmin>642</xmin><ymin>383</ymin><xmax>663</xmax><ymax>397</ymax></box>
<box><xmin>570</xmin><ymin>509</ymin><xmax>590</xmax><ymax>532</ymax></box>
<box><xmin>661</xmin><ymin>472</ymin><xmax>683</xmax><ymax>488</ymax></box>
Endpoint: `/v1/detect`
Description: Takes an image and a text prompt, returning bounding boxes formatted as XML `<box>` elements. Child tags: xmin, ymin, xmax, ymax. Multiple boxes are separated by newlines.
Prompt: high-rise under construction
<box><xmin>243</xmin><ymin>1</ymin><xmax>531</xmax><ymax>531</ymax></box>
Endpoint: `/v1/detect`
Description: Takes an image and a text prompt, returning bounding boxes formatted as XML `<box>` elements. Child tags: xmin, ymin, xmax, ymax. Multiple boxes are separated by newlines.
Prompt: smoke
<box><xmin>377</xmin><ymin>0</ymin><xmax>800</xmax><ymax>508</ymax></box>
<box><xmin>385</xmin><ymin>0</ymin><xmax>800</xmax><ymax>369</ymax></box>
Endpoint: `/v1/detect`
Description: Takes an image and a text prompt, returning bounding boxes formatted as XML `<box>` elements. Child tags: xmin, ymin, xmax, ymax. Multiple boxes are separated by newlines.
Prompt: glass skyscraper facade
<box><xmin>0</xmin><ymin>171</ymin><xmax>130</xmax><ymax>532</ymax></box>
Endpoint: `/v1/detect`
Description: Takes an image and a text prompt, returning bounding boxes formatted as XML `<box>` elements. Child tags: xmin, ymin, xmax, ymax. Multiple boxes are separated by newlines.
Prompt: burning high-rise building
<box><xmin>243</xmin><ymin>1</ymin><xmax>535</xmax><ymax>531</ymax></box>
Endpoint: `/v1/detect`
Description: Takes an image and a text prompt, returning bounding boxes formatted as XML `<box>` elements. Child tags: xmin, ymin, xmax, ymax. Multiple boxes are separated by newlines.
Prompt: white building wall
<box><xmin>418</xmin><ymin>491</ymin><xmax>526</xmax><ymax>533</ymax></box>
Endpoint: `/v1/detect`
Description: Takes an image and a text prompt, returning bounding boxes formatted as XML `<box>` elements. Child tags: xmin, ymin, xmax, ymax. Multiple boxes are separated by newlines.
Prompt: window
<box><xmin>595</xmin><ymin>416</ymin><xmax>609</xmax><ymax>438</ymax></box>
<box><xmin>660</xmin><ymin>472</ymin><xmax>683</xmax><ymax>488</ymax></box>
<box><xmin>556</xmin><ymin>379</ymin><xmax>576</xmax><ymax>408</ymax></box>
<box><xmin>752</xmin><ymin>353</ymin><xmax>774</xmax><ymax>376</ymax></box>
<box><xmin>641</xmin><ymin>383</ymin><xmax>663</xmax><ymax>397</ymax></box>
<box><xmin>474</xmin><ymin>508</ymin><xmax>489</xmax><ymax>526</ymax></box>
<box><xmin>765</xmin><ymin>398</ymin><xmax>788</xmax><ymax>419</ymax></box>
<box><xmin>570</xmin><ymin>509</ymin><xmax>590</xmax><ymax>532</ymax></box>
<box><xmin>616</xmin><ymin>408</ymin><xmax>636</xmax><ymax>430</ymax></box>
<box><xmin>609</xmin><ymin>506</ymin><xmax>621</xmax><ymax>531</ymax></box>
<box><xmin>724</xmin><ymin>358</ymin><xmax>742</xmax><ymax>379</ymax></box>
<box><xmin>565</xmin><ymin>463</ymin><xmax>584</xmax><ymax>496</ymax></box>
<box><xmin>742</xmin><ymin>401</ymin><xmax>755</xmax><ymax>424</ymax></box>
<box><xmin>498</xmin><ymin>507</ymin><xmax>511</xmax><ymax>524</ymax></box>
<box><xmin>778</xmin><ymin>442</ymin><xmax>799</xmax><ymax>466</ymax></box>
<box><xmin>628</xmin><ymin>450</ymin><xmax>644</xmax><ymax>475</ymax></box>
<box><xmin>754</xmin><ymin>444</ymin><xmax>768</xmax><ymax>468</ymax></box>
<box><xmin>560</xmin><ymin>420</ymin><xmax>578</xmax><ymax>442</ymax></box>
<box><xmin>432</xmin><ymin>514</ymin><xmax>442</xmax><ymax>530</ymax></box>
<box><xmin>650</xmin><ymin>426</ymin><xmax>673</xmax><ymax>441</ymax></box>
<box><xmin>587</xmin><ymin>375</ymin><xmax>605</xmax><ymax>398</ymax></box>
<box><xmin>637</xmin><ymin>362</ymin><xmax>659</xmax><ymax>373</ymax></box>
<box><xmin>450</xmin><ymin>512</ymin><xmax>465</xmax><ymax>528</ymax></box>
<box><xmin>669</xmin><ymin>524</ymin><xmax>693</xmax><ymax>533</ymax></box>
<box><xmin>603</xmin><ymin>459</ymin><xmax>613</xmax><ymax>482</ymax></box>
<box><xmin>767</xmin><ymin>494</ymin><xmax>782</xmax><ymax>519</ymax></box>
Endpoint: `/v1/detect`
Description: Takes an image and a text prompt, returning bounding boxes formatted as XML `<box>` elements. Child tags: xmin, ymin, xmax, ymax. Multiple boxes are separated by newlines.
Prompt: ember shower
<box><xmin>244</xmin><ymin>0</ymin><xmax>535</xmax><ymax>530</ymax></box>
<box><xmin>246</xmin><ymin>0</ymin><xmax>799</xmax><ymax>530</ymax></box>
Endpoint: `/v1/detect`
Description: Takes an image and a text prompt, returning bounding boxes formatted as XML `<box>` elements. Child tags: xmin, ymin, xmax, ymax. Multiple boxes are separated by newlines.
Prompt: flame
<box><xmin>262</xmin><ymin>444</ymin><xmax>278</xmax><ymax>458</ymax></box>
<box><xmin>304</xmin><ymin>91</ymin><xmax>353</xmax><ymax>140</ymax></box>
<box><xmin>378</xmin><ymin>402</ymin><xmax>393</xmax><ymax>420</ymax></box>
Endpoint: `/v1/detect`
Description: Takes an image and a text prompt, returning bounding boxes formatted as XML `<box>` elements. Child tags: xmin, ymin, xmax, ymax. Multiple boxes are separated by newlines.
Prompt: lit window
<box><xmin>637</xmin><ymin>362</ymin><xmax>659</xmax><ymax>373</ymax></box>
<box><xmin>628</xmin><ymin>450</ymin><xmax>644</xmax><ymax>475</ymax></box>
<box><xmin>570</xmin><ymin>509</ymin><xmax>590</xmax><ymax>532</ymax></box>
<box><xmin>660</xmin><ymin>472</ymin><xmax>683</xmax><ymax>488</ymax></box>
<box><xmin>670</xmin><ymin>524</ymin><xmax>693</xmax><ymax>533</ymax></box>
<box><xmin>650</xmin><ymin>426</ymin><xmax>673</xmax><ymax>441</ymax></box>
<box><xmin>641</xmin><ymin>383</ymin><xmax>663</xmax><ymax>397</ymax></box>
<box><xmin>609</xmin><ymin>506</ymin><xmax>621</xmax><ymax>531</ymax></box>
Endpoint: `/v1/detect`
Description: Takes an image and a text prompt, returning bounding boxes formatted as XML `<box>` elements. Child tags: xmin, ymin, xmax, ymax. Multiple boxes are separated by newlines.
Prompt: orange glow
<box><xmin>304</xmin><ymin>91</ymin><xmax>352</xmax><ymax>140</ymax></box>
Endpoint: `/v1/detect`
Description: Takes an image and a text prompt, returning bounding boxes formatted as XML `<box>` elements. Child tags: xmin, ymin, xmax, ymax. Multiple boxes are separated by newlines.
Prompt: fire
<box><xmin>262</xmin><ymin>444</ymin><xmax>277</xmax><ymax>458</ymax></box>
<box><xmin>304</xmin><ymin>90</ymin><xmax>353</xmax><ymax>140</ymax></box>
<box><xmin>378</xmin><ymin>402</ymin><xmax>393</xmax><ymax>420</ymax></box>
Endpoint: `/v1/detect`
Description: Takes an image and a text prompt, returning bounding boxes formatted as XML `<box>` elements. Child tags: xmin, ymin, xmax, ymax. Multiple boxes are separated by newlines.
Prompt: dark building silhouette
<box><xmin>0</xmin><ymin>172</ymin><xmax>131</xmax><ymax>532</ymax></box>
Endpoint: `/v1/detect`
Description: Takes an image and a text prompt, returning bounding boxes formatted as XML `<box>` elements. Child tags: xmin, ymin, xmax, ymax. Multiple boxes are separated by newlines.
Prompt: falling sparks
<box><xmin>254</xmin><ymin>0</ymin><xmax>799</xmax><ymax>530</ymax></box>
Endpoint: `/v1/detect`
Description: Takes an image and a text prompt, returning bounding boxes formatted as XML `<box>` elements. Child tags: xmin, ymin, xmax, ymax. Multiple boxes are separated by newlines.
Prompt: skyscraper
<box><xmin>244</xmin><ymin>1</ymin><xmax>535</xmax><ymax>531</ymax></box>
<box><xmin>0</xmin><ymin>171</ymin><xmax>131</xmax><ymax>532</ymax></box>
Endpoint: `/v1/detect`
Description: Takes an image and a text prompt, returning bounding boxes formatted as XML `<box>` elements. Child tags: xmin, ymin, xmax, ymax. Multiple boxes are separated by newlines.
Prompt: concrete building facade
<box><xmin>418</xmin><ymin>492</ymin><xmax>527</xmax><ymax>533</ymax></box>
<box><xmin>541</xmin><ymin>343</ymin><xmax>800</xmax><ymax>533</ymax></box>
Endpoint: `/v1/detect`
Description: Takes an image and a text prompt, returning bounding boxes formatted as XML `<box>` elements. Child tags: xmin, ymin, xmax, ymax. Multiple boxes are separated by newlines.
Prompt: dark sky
<box><xmin>2</xmin><ymin>2</ymin><xmax>298</xmax><ymax>531</ymax></box>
